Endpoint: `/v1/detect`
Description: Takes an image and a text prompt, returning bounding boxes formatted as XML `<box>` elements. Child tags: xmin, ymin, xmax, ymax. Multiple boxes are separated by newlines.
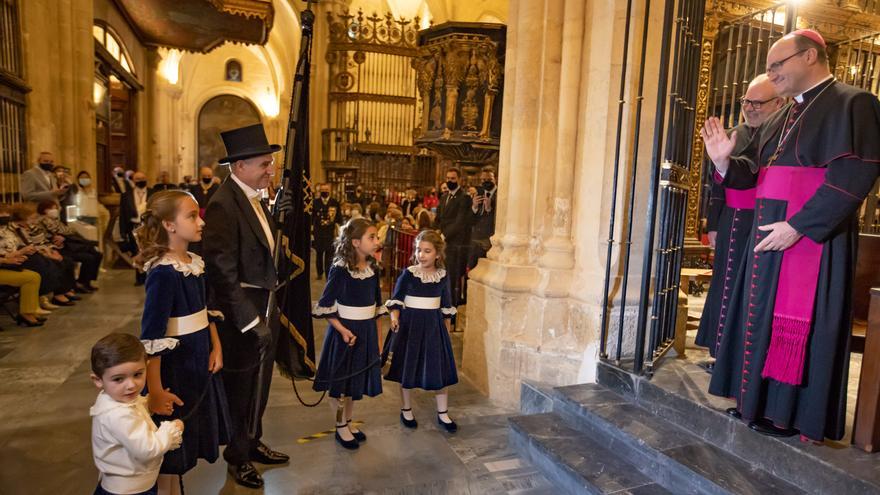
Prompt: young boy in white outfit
<box><xmin>90</xmin><ymin>333</ymin><xmax>184</xmax><ymax>495</ymax></box>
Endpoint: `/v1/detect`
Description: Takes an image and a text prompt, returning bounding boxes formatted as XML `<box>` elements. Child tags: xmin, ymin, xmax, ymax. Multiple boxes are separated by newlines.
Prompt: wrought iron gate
<box><xmin>832</xmin><ymin>32</ymin><xmax>880</xmax><ymax>234</ymax></box>
<box><xmin>0</xmin><ymin>0</ymin><xmax>27</xmax><ymax>203</ymax></box>
<box><xmin>599</xmin><ymin>0</ymin><xmax>706</xmax><ymax>375</ymax></box>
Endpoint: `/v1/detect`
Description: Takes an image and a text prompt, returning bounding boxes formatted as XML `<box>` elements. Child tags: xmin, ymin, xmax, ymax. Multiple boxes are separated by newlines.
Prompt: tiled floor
<box><xmin>0</xmin><ymin>269</ymin><xmax>554</xmax><ymax>495</ymax></box>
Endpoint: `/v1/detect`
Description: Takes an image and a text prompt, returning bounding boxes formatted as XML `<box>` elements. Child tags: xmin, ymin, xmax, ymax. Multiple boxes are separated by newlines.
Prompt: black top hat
<box><xmin>219</xmin><ymin>123</ymin><xmax>282</xmax><ymax>164</ymax></box>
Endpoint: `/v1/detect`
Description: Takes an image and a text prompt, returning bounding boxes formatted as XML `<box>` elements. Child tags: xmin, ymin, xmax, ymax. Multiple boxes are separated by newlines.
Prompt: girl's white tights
<box><xmin>400</xmin><ymin>387</ymin><xmax>452</xmax><ymax>422</ymax></box>
<box><xmin>331</xmin><ymin>397</ymin><xmax>356</xmax><ymax>441</ymax></box>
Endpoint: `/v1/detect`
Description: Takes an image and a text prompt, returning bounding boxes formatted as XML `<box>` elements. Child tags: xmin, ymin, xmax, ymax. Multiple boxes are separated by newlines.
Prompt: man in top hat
<box><xmin>702</xmin><ymin>29</ymin><xmax>880</xmax><ymax>441</ymax></box>
<box><xmin>203</xmin><ymin>123</ymin><xmax>289</xmax><ymax>488</ymax></box>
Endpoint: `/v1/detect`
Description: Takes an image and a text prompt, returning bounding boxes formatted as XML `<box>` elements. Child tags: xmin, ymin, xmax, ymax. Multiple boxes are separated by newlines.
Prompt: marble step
<box><xmin>597</xmin><ymin>361</ymin><xmax>880</xmax><ymax>495</ymax></box>
<box><xmin>551</xmin><ymin>383</ymin><xmax>804</xmax><ymax>495</ymax></box>
<box><xmin>509</xmin><ymin>412</ymin><xmax>674</xmax><ymax>495</ymax></box>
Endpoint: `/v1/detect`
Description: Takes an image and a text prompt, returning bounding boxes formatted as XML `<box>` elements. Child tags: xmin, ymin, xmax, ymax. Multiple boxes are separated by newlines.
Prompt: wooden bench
<box><xmin>853</xmin><ymin>288</ymin><xmax>880</xmax><ymax>452</ymax></box>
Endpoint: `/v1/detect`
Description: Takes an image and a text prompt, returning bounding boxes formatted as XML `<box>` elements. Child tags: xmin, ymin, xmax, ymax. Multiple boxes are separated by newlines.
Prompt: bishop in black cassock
<box><xmin>702</xmin><ymin>30</ymin><xmax>880</xmax><ymax>441</ymax></box>
<box><xmin>696</xmin><ymin>75</ymin><xmax>783</xmax><ymax>360</ymax></box>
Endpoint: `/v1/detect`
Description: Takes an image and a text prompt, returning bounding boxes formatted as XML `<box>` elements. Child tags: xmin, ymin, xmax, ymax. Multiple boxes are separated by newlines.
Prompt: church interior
<box><xmin>1</xmin><ymin>0</ymin><xmax>880</xmax><ymax>493</ymax></box>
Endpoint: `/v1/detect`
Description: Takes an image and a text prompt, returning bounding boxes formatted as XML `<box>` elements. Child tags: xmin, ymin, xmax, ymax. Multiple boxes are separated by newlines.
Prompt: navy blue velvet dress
<box><xmin>140</xmin><ymin>253</ymin><xmax>229</xmax><ymax>475</ymax></box>
<box><xmin>384</xmin><ymin>266</ymin><xmax>458</xmax><ymax>390</ymax></box>
<box><xmin>312</xmin><ymin>262</ymin><xmax>386</xmax><ymax>400</ymax></box>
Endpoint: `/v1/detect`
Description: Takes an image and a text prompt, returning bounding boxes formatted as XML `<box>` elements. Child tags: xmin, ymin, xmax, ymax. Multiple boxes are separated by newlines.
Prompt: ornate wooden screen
<box><xmin>0</xmin><ymin>0</ymin><xmax>28</xmax><ymax>203</ymax></box>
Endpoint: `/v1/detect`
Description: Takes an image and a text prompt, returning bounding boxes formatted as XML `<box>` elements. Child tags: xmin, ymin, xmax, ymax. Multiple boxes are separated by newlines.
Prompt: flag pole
<box><xmin>250</xmin><ymin>0</ymin><xmax>317</xmax><ymax>438</ymax></box>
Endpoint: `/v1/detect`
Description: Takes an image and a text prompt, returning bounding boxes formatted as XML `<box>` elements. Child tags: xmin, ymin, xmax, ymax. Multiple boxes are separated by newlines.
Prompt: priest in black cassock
<box><xmin>701</xmin><ymin>29</ymin><xmax>880</xmax><ymax>441</ymax></box>
<box><xmin>695</xmin><ymin>75</ymin><xmax>783</xmax><ymax>364</ymax></box>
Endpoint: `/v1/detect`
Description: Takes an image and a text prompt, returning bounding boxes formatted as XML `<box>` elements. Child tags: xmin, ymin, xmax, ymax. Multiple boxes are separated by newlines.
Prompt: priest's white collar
<box><xmin>794</xmin><ymin>75</ymin><xmax>834</xmax><ymax>104</ymax></box>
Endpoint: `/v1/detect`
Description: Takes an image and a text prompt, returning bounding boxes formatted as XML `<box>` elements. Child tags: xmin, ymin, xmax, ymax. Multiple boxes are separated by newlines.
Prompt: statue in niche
<box><xmin>225</xmin><ymin>60</ymin><xmax>242</xmax><ymax>82</ymax></box>
<box><xmin>461</xmin><ymin>52</ymin><xmax>481</xmax><ymax>131</ymax></box>
<box><xmin>430</xmin><ymin>73</ymin><xmax>444</xmax><ymax>130</ymax></box>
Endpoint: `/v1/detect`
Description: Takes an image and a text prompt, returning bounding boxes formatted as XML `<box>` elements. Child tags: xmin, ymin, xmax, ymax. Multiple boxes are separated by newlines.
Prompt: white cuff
<box><xmin>141</xmin><ymin>338</ymin><xmax>180</xmax><ymax>355</ymax></box>
<box><xmin>241</xmin><ymin>316</ymin><xmax>259</xmax><ymax>333</ymax></box>
<box><xmin>207</xmin><ymin>309</ymin><xmax>225</xmax><ymax>321</ymax></box>
<box><xmin>376</xmin><ymin>305</ymin><xmax>389</xmax><ymax>316</ymax></box>
<box><xmin>312</xmin><ymin>303</ymin><xmax>338</xmax><ymax>317</ymax></box>
<box><xmin>440</xmin><ymin>307</ymin><xmax>457</xmax><ymax>316</ymax></box>
<box><xmin>385</xmin><ymin>299</ymin><xmax>405</xmax><ymax>309</ymax></box>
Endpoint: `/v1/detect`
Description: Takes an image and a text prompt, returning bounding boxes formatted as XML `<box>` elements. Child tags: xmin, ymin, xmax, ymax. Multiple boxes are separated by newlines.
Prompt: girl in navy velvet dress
<box><xmin>385</xmin><ymin>229</ymin><xmax>459</xmax><ymax>433</ymax></box>
<box><xmin>134</xmin><ymin>190</ymin><xmax>228</xmax><ymax>494</ymax></box>
<box><xmin>312</xmin><ymin>217</ymin><xmax>386</xmax><ymax>450</ymax></box>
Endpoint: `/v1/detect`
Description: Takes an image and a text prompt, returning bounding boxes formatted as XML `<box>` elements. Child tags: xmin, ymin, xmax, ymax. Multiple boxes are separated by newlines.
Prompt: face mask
<box><xmin>356</xmin><ymin>189</ymin><xmax>363</xmax><ymax>194</ymax></box>
<box><xmin>320</xmin><ymin>191</ymin><xmax>329</xmax><ymax>199</ymax></box>
<box><xmin>39</xmin><ymin>163</ymin><xmax>53</xmax><ymax>172</ymax></box>
<box><xmin>46</xmin><ymin>209</ymin><xmax>60</xmax><ymax>219</ymax></box>
<box><xmin>79</xmin><ymin>178</ymin><xmax>91</xmax><ymax>187</ymax></box>
<box><xmin>135</xmin><ymin>180</ymin><xmax>148</xmax><ymax>189</ymax></box>
<box><xmin>116</xmin><ymin>171</ymin><xmax>124</xmax><ymax>178</ymax></box>
<box><xmin>482</xmin><ymin>181</ymin><xmax>494</xmax><ymax>190</ymax></box>
<box><xmin>201</xmin><ymin>177</ymin><xmax>213</xmax><ymax>185</ymax></box>
<box><xmin>0</xmin><ymin>216</ymin><xmax>9</xmax><ymax>226</ymax></box>
<box><xmin>446</xmin><ymin>181</ymin><xmax>457</xmax><ymax>191</ymax></box>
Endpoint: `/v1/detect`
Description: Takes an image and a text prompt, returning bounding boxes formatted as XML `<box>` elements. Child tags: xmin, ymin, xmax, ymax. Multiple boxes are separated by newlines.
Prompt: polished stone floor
<box><xmin>0</xmin><ymin>269</ymin><xmax>554</xmax><ymax>495</ymax></box>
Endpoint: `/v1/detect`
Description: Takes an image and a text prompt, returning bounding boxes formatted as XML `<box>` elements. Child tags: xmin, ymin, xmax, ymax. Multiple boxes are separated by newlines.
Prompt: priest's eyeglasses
<box><xmin>740</xmin><ymin>97</ymin><xmax>780</xmax><ymax>109</ymax></box>
<box><xmin>766</xmin><ymin>49</ymin><xmax>808</xmax><ymax>74</ymax></box>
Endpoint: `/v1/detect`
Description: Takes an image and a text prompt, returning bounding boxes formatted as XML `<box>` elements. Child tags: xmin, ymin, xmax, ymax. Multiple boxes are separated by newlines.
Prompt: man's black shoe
<box><xmin>228</xmin><ymin>462</ymin><xmax>263</xmax><ymax>489</ymax></box>
<box><xmin>748</xmin><ymin>418</ymin><xmax>797</xmax><ymax>437</ymax></box>
<box><xmin>251</xmin><ymin>442</ymin><xmax>289</xmax><ymax>464</ymax></box>
<box><xmin>725</xmin><ymin>407</ymin><xmax>742</xmax><ymax>419</ymax></box>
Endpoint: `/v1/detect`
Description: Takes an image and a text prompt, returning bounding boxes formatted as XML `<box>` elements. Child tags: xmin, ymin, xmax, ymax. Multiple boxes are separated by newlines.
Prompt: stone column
<box><xmin>463</xmin><ymin>0</ymin><xmax>671</xmax><ymax>405</ymax></box>
<box><xmin>21</xmin><ymin>0</ymin><xmax>94</xmax><ymax>174</ymax></box>
<box><xmin>463</xmin><ymin>0</ymin><xmax>595</xmax><ymax>404</ymax></box>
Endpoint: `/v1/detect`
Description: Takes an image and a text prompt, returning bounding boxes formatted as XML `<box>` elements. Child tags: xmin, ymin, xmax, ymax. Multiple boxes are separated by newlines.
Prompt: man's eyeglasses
<box><xmin>740</xmin><ymin>96</ymin><xmax>780</xmax><ymax>109</ymax></box>
<box><xmin>766</xmin><ymin>49</ymin><xmax>807</xmax><ymax>74</ymax></box>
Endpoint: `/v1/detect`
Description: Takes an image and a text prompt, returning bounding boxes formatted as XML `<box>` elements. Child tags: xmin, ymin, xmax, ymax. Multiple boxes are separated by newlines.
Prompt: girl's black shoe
<box><xmin>65</xmin><ymin>293</ymin><xmax>82</xmax><ymax>301</ymax></box>
<box><xmin>437</xmin><ymin>410</ymin><xmax>457</xmax><ymax>433</ymax></box>
<box><xmin>335</xmin><ymin>425</ymin><xmax>359</xmax><ymax>450</ymax></box>
<box><xmin>16</xmin><ymin>315</ymin><xmax>43</xmax><ymax>327</ymax></box>
<box><xmin>400</xmin><ymin>408</ymin><xmax>418</xmax><ymax>429</ymax></box>
<box><xmin>346</xmin><ymin>420</ymin><xmax>366</xmax><ymax>442</ymax></box>
<box><xmin>51</xmin><ymin>298</ymin><xmax>75</xmax><ymax>307</ymax></box>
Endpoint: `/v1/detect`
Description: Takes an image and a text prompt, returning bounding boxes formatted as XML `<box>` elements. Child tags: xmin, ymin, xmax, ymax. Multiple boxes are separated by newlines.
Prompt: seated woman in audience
<box><xmin>37</xmin><ymin>200</ymin><xmax>102</xmax><ymax>293</ymax></box>
<box><xmin>0</xmin><ymin>207</ymin><xmax>47</xmax><ymax>327</ymax></box>
<box><xmin>9</xmin><ymin>203</ymin><xmax>79</xmax><ymax>308</ymax></box>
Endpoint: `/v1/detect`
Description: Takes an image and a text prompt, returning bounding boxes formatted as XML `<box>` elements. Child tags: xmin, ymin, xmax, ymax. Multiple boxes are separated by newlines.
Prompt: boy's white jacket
<box><xmin>90</xmin><ymin>391</ymin><xmax>182</xmax><ymax>493</ymax></box>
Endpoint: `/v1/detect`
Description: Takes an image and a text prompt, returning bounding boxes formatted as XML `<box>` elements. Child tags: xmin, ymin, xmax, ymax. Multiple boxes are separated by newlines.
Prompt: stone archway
<box><xmin>197</xmin><ymin>94</ymin><xmax>262</xmax><ymax>171</ymax></box>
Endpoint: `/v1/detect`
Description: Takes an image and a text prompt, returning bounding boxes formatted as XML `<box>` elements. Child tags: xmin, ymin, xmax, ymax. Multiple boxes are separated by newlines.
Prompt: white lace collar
<box><xmin>334</xmin><ymin>260</ymin><xmax>375</xmax><ymax>279</ymax></box>
<box><xmin>143</xmin><ymin>252</ymin><xmax>205</xmax><ymax>276</ymax></box>
<box><xmin>407</xmin><ymin>265</ymin><xmax>446</xmax><ymax>283</ymax></box>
